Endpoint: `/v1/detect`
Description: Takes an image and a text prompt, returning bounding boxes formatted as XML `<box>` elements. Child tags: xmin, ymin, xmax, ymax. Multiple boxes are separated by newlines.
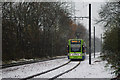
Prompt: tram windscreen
<box><xmin>71</xmin><ymin>44</ymin><xmax>81</xmax><ymax>52</ymax></box>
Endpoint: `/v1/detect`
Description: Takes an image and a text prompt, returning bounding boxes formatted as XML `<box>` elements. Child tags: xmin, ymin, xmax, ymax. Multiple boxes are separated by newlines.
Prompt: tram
<box><xmin>67</xmin><ymin>39</ymin><xmax>86</xmax><ymax>60</ymax></box>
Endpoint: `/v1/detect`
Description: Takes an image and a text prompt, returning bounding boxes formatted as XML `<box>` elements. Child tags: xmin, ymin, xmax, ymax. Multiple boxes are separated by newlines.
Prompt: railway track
<box><xmin>1</xmin><ymin>56</ymin><xmax>66</xmax><ymax>69</ymax></box>
<box><xmin>49</xmin><ymin>61</ymin><xmax>80</xmax><ymax>80</ymax></box>
<box><xmin>21</xmin><ymin>60</ymin><xmax>80</xmax><ymax>80</ymax></box>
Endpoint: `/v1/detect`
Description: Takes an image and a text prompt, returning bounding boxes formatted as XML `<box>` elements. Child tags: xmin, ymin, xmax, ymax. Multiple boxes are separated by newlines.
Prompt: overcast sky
<box><xmin>73</xmin><ymin>1</ymin><xmax>106</xmax><ymax>38</ymax></box>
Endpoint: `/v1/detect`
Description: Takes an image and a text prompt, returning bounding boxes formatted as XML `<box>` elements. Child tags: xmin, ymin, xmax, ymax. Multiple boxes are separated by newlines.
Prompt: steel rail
<box><xmin>49</xmin><ymin>61</ymin><xmax>81</xmax><ymax>80</ymax></box>
<box><xmin>20</xmin><ymin>60</ymin><xmax>71</xmax><ymax>80</ymax></box>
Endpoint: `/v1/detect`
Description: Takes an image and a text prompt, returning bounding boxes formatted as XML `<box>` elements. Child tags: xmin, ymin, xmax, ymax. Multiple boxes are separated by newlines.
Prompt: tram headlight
<box><xmin>70</xmin><ymin>54</ymin><xmax>73</xmax><ymax>56</ymax></box>
<box><xmin>79</xmin><ymin>54</ymin><xmax>81</xmax><ymax>56</ymax></box>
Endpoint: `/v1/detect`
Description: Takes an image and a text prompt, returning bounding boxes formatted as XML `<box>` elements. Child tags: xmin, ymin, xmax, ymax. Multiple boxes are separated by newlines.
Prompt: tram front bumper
<box><xmin>69</xmin><ymin>56</ymin><xmax>83</xmax><ymax>59</ymax></box>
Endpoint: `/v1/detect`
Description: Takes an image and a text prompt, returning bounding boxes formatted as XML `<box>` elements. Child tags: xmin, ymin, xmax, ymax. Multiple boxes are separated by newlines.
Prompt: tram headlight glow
<box><xmin>79</xmin><ymin>54</ymin><xmax>81</xmax><ymax>56</ymax></box>
<box><xmin>70</xmin><ymin>54</ymin><xmax>73</xmax><ymax>56</ymax></box>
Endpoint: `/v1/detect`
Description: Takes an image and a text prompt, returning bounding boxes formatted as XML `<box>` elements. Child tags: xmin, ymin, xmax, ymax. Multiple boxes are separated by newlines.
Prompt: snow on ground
<box><xmin>59</xmin><ymin>52</ymin><xmax>115</xmax><ymax>78</ymax></box>
<box><xmin>35</xmin><ymin>61</ymin><xmax>79</xmax><ymax>78</ymax></box>
<box><xmin>1</xmin><ymin>52</ymin><xmax>115</xmax><ymax>79</ymax></box>
<box><xmin>2</xmin><ymin>58</ymin><xmax>69</xmax><ymax>78</ymax></box>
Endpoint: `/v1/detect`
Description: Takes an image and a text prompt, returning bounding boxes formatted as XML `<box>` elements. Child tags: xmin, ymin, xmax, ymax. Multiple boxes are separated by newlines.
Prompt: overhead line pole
<box><xmin>89</xmin><ymin>4</ymin><xmax>91</xmax><ymax>64</ymax></box>
<box><xmin>101</xmin><ymin>34</ymin><xmax>102</xmax><ymax>53</ymax></box>
<box><xmin>94</xmin><ymin>26</ymin><xmax>95</xmax><ymax>58</ymax></box>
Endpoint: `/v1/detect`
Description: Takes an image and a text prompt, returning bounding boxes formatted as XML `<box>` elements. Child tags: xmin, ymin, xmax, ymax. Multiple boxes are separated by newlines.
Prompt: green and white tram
<box><xmin>67</xmin><ymin>39</ymin><xmax>86</xmax><ymax>60</ymax></box>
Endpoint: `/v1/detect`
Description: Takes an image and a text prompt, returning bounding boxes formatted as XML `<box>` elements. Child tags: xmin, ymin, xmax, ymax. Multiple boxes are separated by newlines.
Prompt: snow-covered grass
<box><xmin>2</xmin><ymin>58</ymin><xmax>68</xmax><ymax>78</ymax></box>
<box><xmin>59</xmin><ymin>52</ymin><xmax>115</xmax><ymax>78</ymax></box>
<box><xmin>2</xmin><ymin>58</ymin><xmax>35</xmax><ymax>64</ymax></box>
<box><xmin>1</xmin><ymin>52</ymin><xmax>115</xmax><ymax>79</ymax></box>
<box><xmin>2</xmin><ymin>56</ymin><xmax>65</xmax><ymax>64</ymax></box>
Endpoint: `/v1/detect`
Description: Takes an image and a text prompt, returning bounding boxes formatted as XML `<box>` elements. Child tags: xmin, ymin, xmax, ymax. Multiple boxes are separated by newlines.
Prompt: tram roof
<box><xmin>69</xmin><ymin>39</ymin><xmax>83</xmax><ymax>41</ymax></box>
